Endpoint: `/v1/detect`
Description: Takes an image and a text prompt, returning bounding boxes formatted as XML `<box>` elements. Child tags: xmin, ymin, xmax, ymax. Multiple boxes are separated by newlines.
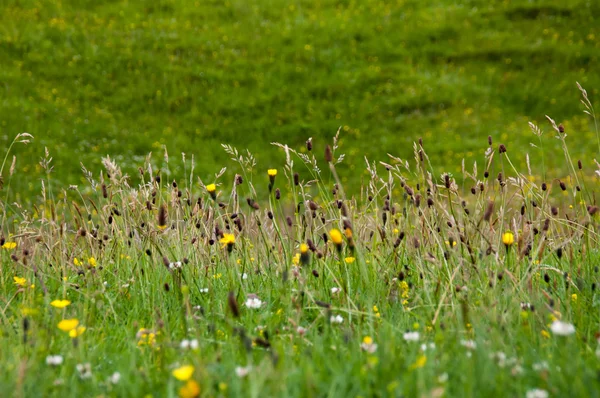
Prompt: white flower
<box><xmin>532</xmin><ymin>361</ymin><xmax>549</xmax><ymax>372</ymax></box>
<box><xmin>550</xmin><ymin>320</ymin><xmax>575</xmax><ymax>336</ymax></box>
<box><xmin>241</xmin><ymin>273</ymin><xmax>248</xmax><ymax>280</ymax></box>
<box><xmin>235</xmin><ymin>366</ymin><xmax>251</xmax><ymax>378</ymax></box>
<box><xmin>199</xmin><ymin>288</ymin><xmax>209</xmax><ymax>293</ymax></box>
<box><xmin>245</xmin><ymin>297</ymin><xmax>263</xmax><ymax>309</ymax></box>
<box><xmin>46</xmin><ymin>355</ymin><xmax>64</xmax><ymax>366</ymax></box>
<box><xmin>420</xmin><ymin>342</ymin><xmax>436</xmax><ymax>352</ymax></box>
<box><xmin>180</xmin><ymin>339</ymin><xmax>199</xmax><ymax>350</ymax></box>
<box><xmin>360</xmin><ymin>341</ymin><xmax>378</xmax><ymax>354</ymax></box>
<box><xmin>403</xmin><ymin>331</ymin><xmax>420</xmax><ymax>342</ymax></box>
<box><xmin>331</xmin><ymin>287</ymin><xmax>341</xmax><ymax>294</ymax></box>
<box><xmin>526</xmin><ymin>388</ymin><xmax>549</xmax><ymax>398</ymax></box>
<box><xmin>296</xmin><ymin>326</ymin><xmax>307</xmax><ymax>336</ymax></box>
<box><xmin>169</xmin><ymin>261</ymin><xmax>182</xmax><ymax>270</ymax></box>
<box><xmin>330</xmin><ymin>315</ymin><xmax>344</xmax><ymax>324</ymax></box>
<box><xmin>108</xmin><ymin>372</ymin><xmax>121</xmax><ymax>384</ymax></box>
<box><xmin>511</xmin><ymin>364</ymin><xmax>524</xmax><ymax>376</ymax></box>
<box><xmin>460</xmin><ymin>339</ymin><xmax>477</xmax><ymax>350</ymax></box>
<box><xmin>76</xmin><ymin>363</ymin><xmax>92</xmax><ymax>379</ymax></box>
<box><xmin>490</xmin><ymin>351</ymin><xmax>507</xmax><ymax>367</ymax></box>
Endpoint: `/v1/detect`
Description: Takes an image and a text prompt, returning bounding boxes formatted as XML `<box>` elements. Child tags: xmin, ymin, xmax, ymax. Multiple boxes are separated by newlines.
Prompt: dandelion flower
<box><xmin>329</xmin><ymin>229</ymin><xmax>343</xmax><ymax>250</ymax></box>
<box><xmin>409</xmin><ymin>355</ymin><xmax>427</xmax><ymax>370</ymax></box>
<box><xmin>502</xmin><ymin>231</ymin><xmax>514</xmax><ymax>246</ymax></box>
<box><xmin>74</xmin><ymin>258</ymin><xmax>82</xmax><ymax>266</ymax></box>
<box><xmin>206</xmin><ymin>184</ymin><xmax>217</xmax><ymax>200</ymax></box>
<box><xmin>172</xmin><ymin>365</ymin><xmax>195</xmax><ymax>381</ymax></box>
<box><xmin>179</xmin><ymin>379</ymin><xmax>200</xmax><ymax>398</ymax></box>
<box><xmin>344</xmin><ymin>257</ymin><xmax>355</xmax><ymax>264</ymax></box>
<box><xmin>13</xmin><ymin>276</ymin><xmax>27</xmax><ymax>287</ymax></box>
<box><xmin>550</xmin><ymin>320</ymin><xmax>575</xmax><ymax>336</ymax></box>
<box><xmin>2</xmin><ymin>241</ymin><xmax>17</xmax><ymax>249</ymax></box>
<box><xmin>219</xmin><ymin>233</ymin><xmax>235</xmax><ymax>252</ymax></box>
<box><xmin>292</xmin><ymin>253</ymin><xmax>300</xmax><ymax>266</ymax></box>
<box><xmin>69</xmin><ymin>326</ymin><xmax>86</xmax><ymax>338</ymax></box>
<box><xmin>267</xmin><ymin>169</ymin><xmax>277</xmax><ymax>177</ymax></box>
<box><xmin>50</xmin><ymin>299</ymin><xmax>71</xmax><ymax>308</ymax></box>
<box><xmin>57</xmin><ymin>319</ymin><xmax>79</xmax><ymax>332</ymax></box>
<box><xmin>299</xmin><ymin>243</ymin><xmax>310</xmax><ymax>265</ymax></box>
<box><xmin>88</xmin><ymin>257</ymin><xmax>97</xmax><ymax>267</ymax></box>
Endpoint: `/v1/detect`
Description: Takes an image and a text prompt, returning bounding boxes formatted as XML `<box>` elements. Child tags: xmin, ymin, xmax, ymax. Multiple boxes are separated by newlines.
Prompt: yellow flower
<box><xmin>344</xmin><ymin>257</ymin><xmax>356</xmax><ymax>264</ymax></box>
<box><xmin>88</xmin><ymin>257</ymin><xmax>97</xmax><ymax>267</ymax></box>
<box><xmin>541</xmin><ymin>330</ymin><xmax>550</xmax><ymax>339</ymax></box>
<box><xmin>219</xmin><ymin>233</ymin><xmax>235</xmax><ymax>251</ymax></box>
<box><xmin>50</xmin><ymin>299</ymin><xmax>71</xmax><ymax>308</ymax></box>
<box><xmin>69</xmin><ymin>326</ymin><xmax>86</xmax><ymax>338</ymax></box>
<box><xmin>74</xmin><ymin>257</ymin><xmax>82</xmax><ymax>266</ymax></box>
<box><xmin>363</xmin><ymin>336</ymin><xmax>373</xmax><ymax>345</ymax></box>
<box><xmin>179</xmin><ymin>380</ymin><xmax>200</xmax><ymax>398</ymax></box>
<box><xmin>57</xmin><ymin>319</ymin><xmax>79</xmax><ymax>332</ymax></box>
<box><xmin>172</xmin><ymin>365</ymin><xmax>195</xmax><ymax>381</ymax></box>
<box><xmin>137</xmin><ymin>329</ymin><xmax>157</xmax><ymax>346</ymax></box>
<box><xmin>330</xmin><ymin>229</ymin><xmax>343</xmax><ymax>246</ymax></box>
<box><xmin>2</xmin><ymin>241</ymin><xmax>17</xmax><ymax>249</ymax></box>
<box><xmin>13</xmin><ymin>276</ymin><xmax>27</xmax><ymax>287</ymax></box>
<box><xmin>218</xmin><ymin>382</ymin><xmax>228</xmax><ymax>392</ymax></box>
<box><xmin>571</xmin><ymin>294</ymin><xmax>578</xmax><ymax>302</ymax></box>
<box><xmin>206</xmin><ymin>184</ymin><xmax>216</xmax><ymax>193</ymax></box>
<box><xmin>502</xmin><ymin>231</ymin><xmax>514</xmax><ymax>246</ymax></box>
<box><xmin>267</xmin><ymin>169</ymin><xmax>277</xmax><ymax>177</ymax></box>
<box><xmin>410</xmin><ymin>355</ymin><xmax>427</xmax><ymax>370</ymax></box>
<box><xmin>300</xmin><ymin>243</ymin><xmax>309</xmax><ymax>253</ymax></box>
<box><xmin>292</xmin><ymin>253</ymin><xmax>300</xmax><ymax>266</ymax></box>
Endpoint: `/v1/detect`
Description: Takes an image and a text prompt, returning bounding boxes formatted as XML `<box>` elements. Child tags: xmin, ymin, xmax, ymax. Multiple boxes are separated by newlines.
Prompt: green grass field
<box><xmin>1</xmin><ymin>124</ymin><xmax>600</xmax><ymax>396</ymax></box>
<box><xmin>1</xmin><ymin>0</ymin><xmax>599</xmax><ymax>199</ymax></box>
<box><xmin>2</xmin><ymin>0</ymin><xmax>600</xmax><ymax>396</ymax></box>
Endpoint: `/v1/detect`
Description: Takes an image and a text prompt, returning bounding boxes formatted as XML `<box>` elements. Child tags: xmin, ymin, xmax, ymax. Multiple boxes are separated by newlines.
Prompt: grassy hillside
<box><xmin>1</xmin><ymin>0</ymin><xmax>599</xmax><ymax>198</ymax></box>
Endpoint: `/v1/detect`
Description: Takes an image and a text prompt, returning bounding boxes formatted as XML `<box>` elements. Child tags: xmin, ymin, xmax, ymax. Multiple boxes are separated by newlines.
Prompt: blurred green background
<box><xmin>1</xmin><ymin>0</ymin><xmax>599</xmax><ymax>199</ymax></box>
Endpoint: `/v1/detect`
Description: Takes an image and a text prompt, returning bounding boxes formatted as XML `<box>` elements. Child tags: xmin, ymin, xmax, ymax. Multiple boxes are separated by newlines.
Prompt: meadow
<box><xmin>1</xmin><ymin>0</ymin><xmax>599</xmax><ymax>199</ymax></box>
<box><xmin>1</xmin><ymin>86</ymin><xmax>600</xmax><ymax>396</ymax></box>
<box><xmin>2</xmin><ymin>0</ymin><xmax>600</xmax><ymax>397</ymax></box>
